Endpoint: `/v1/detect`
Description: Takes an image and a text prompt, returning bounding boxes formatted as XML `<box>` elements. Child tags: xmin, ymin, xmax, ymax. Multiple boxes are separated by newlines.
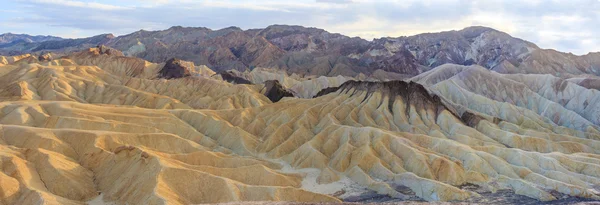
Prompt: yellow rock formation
<box><xmin>0</xmin><ymin>49</ymin><xmax>598</xmax><ymax>204</ymax></box>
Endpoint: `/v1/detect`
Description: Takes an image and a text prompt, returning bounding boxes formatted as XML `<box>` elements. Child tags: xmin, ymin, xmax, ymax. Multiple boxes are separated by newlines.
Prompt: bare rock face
<box><xmin>159</xmin><ymin>58</ymin><xmax>192</xmax><ymax>79</ymax></box>
<box><xmin>263</xmin><ymin>80</ymin><xmax>294</xmax><ymax>102</ymax></box>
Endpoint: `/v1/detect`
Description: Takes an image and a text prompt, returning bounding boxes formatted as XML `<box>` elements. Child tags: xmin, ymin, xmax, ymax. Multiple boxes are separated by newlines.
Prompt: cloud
<box><xmin>28</xmin><ymin>0</ymin><xmax>131</xmax><ymax>10</ymax></box>
<box><xmin>1</xmin><ymin>0</ymin><xmax>599</xmax><ymax>54</ymax></box>
<box><xmin>316</xmin><ymin>0</ymin><xmax>354</xmax><ymax>4</ymax></box>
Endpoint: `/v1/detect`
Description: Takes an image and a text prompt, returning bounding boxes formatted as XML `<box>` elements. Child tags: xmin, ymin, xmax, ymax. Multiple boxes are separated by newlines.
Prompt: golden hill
<box><xmin>0</xmin><ymin>49</ymin><xmax>599</xmax><ymax>204</ymax></box>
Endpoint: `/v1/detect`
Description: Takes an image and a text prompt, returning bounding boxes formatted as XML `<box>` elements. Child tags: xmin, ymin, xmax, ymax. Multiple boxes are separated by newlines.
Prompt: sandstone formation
<box><xmin>0</xmin><ymin>48</ymin><xmax>270</xmax><ymax>110</ymax></box>
<box><xmin>0</xmin><ymin>51</ymin><xmax>599</xmax><ymax>204</ymax></box>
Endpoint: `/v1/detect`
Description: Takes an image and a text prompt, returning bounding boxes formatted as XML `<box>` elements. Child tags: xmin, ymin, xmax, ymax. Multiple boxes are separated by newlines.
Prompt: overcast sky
<box><xmin>0</xmin><ymin>0</ymin><xmax>599</xmax><ymax>55</ymax></box>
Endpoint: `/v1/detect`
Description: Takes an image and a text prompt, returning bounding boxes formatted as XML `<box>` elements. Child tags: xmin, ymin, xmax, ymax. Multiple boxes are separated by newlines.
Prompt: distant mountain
<box><xmin>371</xmin><ymin>26</ymin><xmax>600</xmax><ymax>76</ymax></box>
<box><xmin>1</xmin><ymin>25</ymin><xmax>599</xmax><ymax>78</ymax></box>
<box><xmin>0</xmin><ymin>33</ymin><xmax>63</xmax><ymax>45</ymax></box>
<box><xmin>0</xmin><ymin>34</ymin><xmax>114</xmax><ymax>56</ymax></box>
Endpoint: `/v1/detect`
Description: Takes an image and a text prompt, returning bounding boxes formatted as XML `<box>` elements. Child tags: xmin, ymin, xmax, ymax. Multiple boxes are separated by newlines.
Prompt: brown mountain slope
<box><xmin>3</xmin><ymin>25</ymin><xmax>599</xmax><ymax>79</ymax></box>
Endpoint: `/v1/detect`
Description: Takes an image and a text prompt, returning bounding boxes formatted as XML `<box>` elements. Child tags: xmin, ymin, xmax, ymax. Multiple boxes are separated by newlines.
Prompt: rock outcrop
<box><xmin>219</xmin><ymin>71</ymin><xmax>253</xmax><ymax>84</ymax></box>
<box><xmin>96</xmin><ymin>45</ymin><xmax>124</xmax><ymax>56</ymax></box>
<box><xmin>159</xmin><ymin>58</ymin><xmax>192</xmax><ymax>79</ymax></box>
<box><xmin>262</xmin><ymin>80</ymin><xmax>294</xmax><ymax>102</ymax></box>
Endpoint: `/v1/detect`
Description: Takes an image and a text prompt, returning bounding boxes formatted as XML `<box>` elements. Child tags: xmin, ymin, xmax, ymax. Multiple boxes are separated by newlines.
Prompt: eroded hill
<box><xmin>0</xmin><ymin>49</ymin><xmax>599</xmax><ymax>204</ymax></box>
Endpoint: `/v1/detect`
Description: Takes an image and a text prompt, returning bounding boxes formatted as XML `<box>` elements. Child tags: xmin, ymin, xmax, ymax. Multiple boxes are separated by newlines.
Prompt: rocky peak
<box><xmin>158</xmin><ymin>58</ymin><xmax>193</xmax><ymax>79</ymax></box>
<box><xmin>458</xmin><ymin>26</ymin><xmax>497</xmax><ymax>38</ymax></box>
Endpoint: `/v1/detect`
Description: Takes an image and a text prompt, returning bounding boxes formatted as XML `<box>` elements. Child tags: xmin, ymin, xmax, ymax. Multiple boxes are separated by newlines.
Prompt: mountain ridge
<box><xmin>0</xmin><ymin>25</ymin><xmax>598</xmax><ymax>78</ymax></box>
<box><xmin>0</xmin><ymin>33</ymin><xmax>63</xmax><ymax>45</ymax></box>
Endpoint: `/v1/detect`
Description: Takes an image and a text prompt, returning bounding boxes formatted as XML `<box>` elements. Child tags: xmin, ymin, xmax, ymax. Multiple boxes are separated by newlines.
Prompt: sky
<box><xmin>0</xmin><ymin>0</ymin><xmax>599</xmax><ymax>55</ymax></box>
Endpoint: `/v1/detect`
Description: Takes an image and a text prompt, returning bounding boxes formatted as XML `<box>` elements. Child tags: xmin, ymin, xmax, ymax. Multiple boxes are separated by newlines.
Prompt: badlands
<box><xmin>0</xmin><ymin>26</ymin><xmax>599</xmax><ymax>205</ymax></box>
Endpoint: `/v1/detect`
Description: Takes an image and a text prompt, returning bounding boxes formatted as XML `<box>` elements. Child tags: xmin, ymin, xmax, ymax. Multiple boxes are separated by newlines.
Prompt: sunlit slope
<box><xmin>0</xmin><ymin>51</ymin><xmax>599</xmax><ymax>204</ymax></box>
<box><xmin>0</xmin><ymin>101</ymin><xmax>338</xmax><ymax>204</ymax></box>
<box><xmin>411</xmin><ymin>64</ymin><xmax>600</xmax><ymax>134</ymax></box>
<box><xmin>0</xmin><ymin>48</ymin><xmax>270</xmax><ymax>110</ymax></box>
<box><xmin>173</xmin><ymin>80</ymin><xmax>600</xmax><ymax>202</ymax></box>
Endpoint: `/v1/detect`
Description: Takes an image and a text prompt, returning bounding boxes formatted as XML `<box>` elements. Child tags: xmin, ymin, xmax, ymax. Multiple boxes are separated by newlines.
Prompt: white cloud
<box><xmin>194</xmin><ymin>1</ymin><xmax>293</xmax><ymax>12</ymax></box>
<box><xmin>28</xmin><ymin>0</ymin><xmax>131</xmax><ymax>10</ymax></box>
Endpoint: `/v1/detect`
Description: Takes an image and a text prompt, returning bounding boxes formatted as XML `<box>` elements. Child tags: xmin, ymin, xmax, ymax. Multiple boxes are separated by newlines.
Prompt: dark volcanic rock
<box><xmin>159</xmin><ymin>58</ymin><xmax>192</xmax><ymax>79</ymax></box>
<box><xmin>263</xmin><ymin>80</ymin><xmax>294</xmax><ymax>102</ymax></box>
<box><xmin>219</xmin><ymin>71</ymin><xmax>252</xmax><ymax>84</ymax></box>
<box><xmin>313</xmin><ymin>80</ymin><xmax>461</xmax><ymax>120</ymax></box>
<box><xmin>312</xmin><ymin>86</ymin><xmax>341</xmax><ymax>98</ymax></box>
<box><xmin>338</xmin><ymin>80</ymin><xmax>450</xmax><ymax>115</ymax></box>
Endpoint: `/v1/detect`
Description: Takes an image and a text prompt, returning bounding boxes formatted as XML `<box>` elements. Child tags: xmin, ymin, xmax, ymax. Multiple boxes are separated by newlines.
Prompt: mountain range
<box><xmin>2</xmin><ymin>25</ymin><xmax>599</xmax><ymax>79</ymax></box>
<box><xmin>0</xmin><ymin>33</ymin><xmax>63</xmax><ymax>47</ymax></box>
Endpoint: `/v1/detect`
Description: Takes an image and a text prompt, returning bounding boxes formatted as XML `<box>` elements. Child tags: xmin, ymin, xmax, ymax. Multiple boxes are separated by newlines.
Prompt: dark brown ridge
<box><xmin>218</xmin><ymin>71</ymin><xmax>253</xmax><ymax>84</ymax></box>
<box><xmin>313</xmin><ymin>86</ymin><xmax>339</xmax><ymax>98</ymax></box>
<box><xmin>159</xmin><ymin>58</ymin><xmax>192</xmax><ymax>79</ymax></box>
<box><xmin>313</xmin><ymin>80</ymin><xmax>494</xmax><ymax>127</ymax></box>
<box><xmin>262</xmin><ymin>80</ymin><xmax>294</xmax><ymax>102</ymax></box>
